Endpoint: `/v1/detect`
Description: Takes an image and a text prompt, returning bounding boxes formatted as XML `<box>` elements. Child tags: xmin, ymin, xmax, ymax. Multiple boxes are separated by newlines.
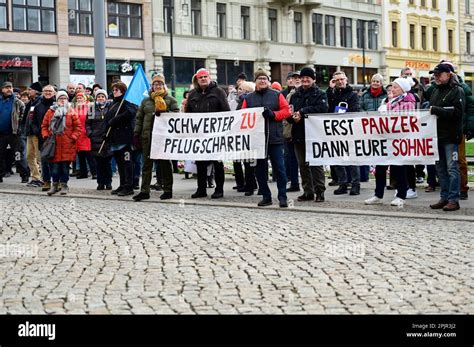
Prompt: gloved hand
<box><xmin>429</xmin><ymin>106</ymin><xmax>441</xmax><ymax>116</ymax></box>
<box><xmin>133</xmin><ymin>134</ymin><xmax>141</xmax><ymax>150</ymax></box>
<box><xmin>262</xmin><ymin>107</ymin><xmax>275</xmax><ymax>120</ymax></box>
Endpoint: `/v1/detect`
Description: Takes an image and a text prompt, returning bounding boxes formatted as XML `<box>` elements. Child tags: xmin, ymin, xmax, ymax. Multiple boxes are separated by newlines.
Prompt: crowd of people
<box><xmin>0</xmin><ymin>59</ymin><xmax>472</xmax><ymax>211</ymax></box>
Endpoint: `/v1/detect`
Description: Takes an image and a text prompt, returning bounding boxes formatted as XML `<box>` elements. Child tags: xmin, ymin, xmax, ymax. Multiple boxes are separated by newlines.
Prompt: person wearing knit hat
<box><xmin>299</xmin><ymin>67</ymin><xmax>316</xmax><ymax>80</ymax></box>
<box><xmin>185</xmin><ymin>67</ymin><xmax>230</xmax><ymax>199</ymax></box>
<box><xmin>87</xmin><ymin>86</ymin><xmax>113</xmax><ymax>191</ymax></box>
<box><xmin>254</xmin><ymin>68</ymin><xmax>271</xmax><ymax>82</ymax></box>
<box><xmin>56</xmin><ymin>90</ymin><xmax>69</xmax><ymax>100</ymax></box>
<box><xmin>392</xmin><ymin>77</ymin><xmax>412</xmax><ymax>93</ymax></box>
<box><xmin>29</xmin><ymin>82</ymin><xmax>43</xmax><ymax>94</ymax></box>
<box><xmin>286</xmin><ymin>65</ymin><xmax>328</xmax><ymax>202</ymax></box>
<box><xmin>241</xmin><ymin>66</ymin><xmax>292</xmax><ymax>208</ymax></box>
<box><xmin>271</xmin><ymin>81</ymin><xmax>282</xmax><ymax>91</ymax></box>
<box><xmin>152</xmin><ymin>73</ymin><xmax>166</xmax><ymax>85</ymax></box>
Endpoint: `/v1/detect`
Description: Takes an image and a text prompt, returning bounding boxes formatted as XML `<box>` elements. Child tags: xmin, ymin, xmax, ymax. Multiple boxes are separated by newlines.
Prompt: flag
<box><xmin>124</xmin><ymin>64</ymin><xmax>150</xmax><ymax>106</ymax></box>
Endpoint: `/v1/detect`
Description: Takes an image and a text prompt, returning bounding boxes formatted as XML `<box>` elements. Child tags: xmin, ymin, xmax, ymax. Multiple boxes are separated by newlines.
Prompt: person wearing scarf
<box><xmin>132</xmin><ymin>74</ymin><xmax>179</xmax><ymax>202</ymax></box>
<box><xmin>365</xmin><ymin>77</ymin><xmax>416</xmax><ymax>208</ymax></box>
<box><xmin>74</xmin><ymin>92</ymin><xmax>96</xmax><ymax>179</ymax></box>
<box><xmin>41</xmin><ymin>91</ymin><xmax>82</xmax><ymax>195</ymax></box>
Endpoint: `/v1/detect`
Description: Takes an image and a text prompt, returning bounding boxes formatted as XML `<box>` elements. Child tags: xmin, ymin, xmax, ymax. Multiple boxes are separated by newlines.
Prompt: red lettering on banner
<box><xmin>240</xmin><ymin>112</ymin><xmax>257</xmax><ymax>130</ymax></box>
<box><xmin>392</xmin><ymin>138</ymin><xmax>434</xmax><ymax>156</ymax></box>
<box><xmin>362</xmin><ymin>116</ymin><xmax>420</xmax><ymax>134</ymax></box>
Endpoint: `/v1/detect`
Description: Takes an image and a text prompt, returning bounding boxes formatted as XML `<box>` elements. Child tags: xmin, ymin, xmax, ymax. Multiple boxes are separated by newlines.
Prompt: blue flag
<box><xmin>124</xmin><ymin>64</ymin><xmax>150</xmax><ymax>106</ymax></box>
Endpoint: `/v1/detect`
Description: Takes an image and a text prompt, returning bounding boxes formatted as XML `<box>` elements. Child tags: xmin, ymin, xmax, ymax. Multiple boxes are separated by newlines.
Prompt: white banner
<box><xmin>150</xmin><ymin>107</ymin><xmax>266</xmax><ymax>161</ymax></box>
<box><xmin>305</xmin><ymin>110</ymin><xmax>439</xmax><ymax>165</ymax></box>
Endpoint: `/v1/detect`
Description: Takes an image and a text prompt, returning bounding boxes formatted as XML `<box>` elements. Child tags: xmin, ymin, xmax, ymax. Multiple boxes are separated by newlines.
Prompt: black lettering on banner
<box><xmin>354</xmin><ymin>139</ymin><xmax>388</xmax><ymax>157</ymax></box>
<box><xmin>323</xmin><ymin>119</ymin><xmax>354</xmax><ymax>136</ymax></box>
<box><xmin>167</xmin><ymin>119</ymin><xmax>176</xmax><ymax>134</ymax></box>
<box><xmin>164</xmin><ymin>138</ymin><xmax>172</xmax><ymax>152</ymax></box>
<box><xmin>312</xmin><ymin>141</ymin><xmax>349</xmax><ymax>158</ymax></box>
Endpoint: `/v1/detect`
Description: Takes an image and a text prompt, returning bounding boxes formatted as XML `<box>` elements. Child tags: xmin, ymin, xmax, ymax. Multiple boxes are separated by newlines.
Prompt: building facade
<box><xmin>152</xmin><ymin>0</ymin><xmax>383</xmax><ymax>95</ymax></box>
<box><xmin>459</xmin><ymin>0</ymin><xmax>474</xmax><ymax>89</ymax></box>
<box><xmin>382</xmin><ymin>0</ymin><xmax>460</xmax><ymax>82</ymax></box>
<box><xmin>0</xmin><ymin>0</ymin><xmax>153</xmax><ymax>89</ymax></box>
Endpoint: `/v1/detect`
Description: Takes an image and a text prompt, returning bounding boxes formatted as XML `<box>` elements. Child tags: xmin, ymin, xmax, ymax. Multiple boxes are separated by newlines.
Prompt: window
<box><xmin>467</xmin><ymin>32</ymin><xmax>471</xmax><ymax>54</ymax></box>
<box><xmin>391</xmin><ymin>21</ymin><xmax>398</xmax><ymax>47</ymax></box>
<box><xmin>357</xmin><ymin>20</ymin><xmax>365</xmax><ymax>49</ymax></box>
<box><xmin>12</xmin><ymin>0</ymin><xmax>55</xmax><ymax>32</ymax></box>
<box><xmin>107</xmin><ymin>2</ymin><xmax>141</xmax><ymax>38</ymax></box>
<box><xmin>448</xmin><ymin>29</ymin><xmax>453</xmax><ymax>52</ymax></box>
<box><xmin>191</xmin><ymin>0</ymin><xmax>201</xmax><ymax>36</ymax></box>
<box><xmin>467</xmin><ymin>0</ymin><xmax>471</xmax><ymax>14</ymax></box>
<box><xmin>241</xmin><ymin>6</ymin><xmax>250</xmax><ymax>40</ymax></box>
<box><xmin>0</xmin><ymin>0</ymin><xmax>7</xmax><ymax>30</ymax></box>
<box><xmin>409</xmin><ymin>24</ymin><xmax>415</xmax><ymax>49</ymax></box>
<box><xmin>432</xmin><ymin>0</ymin><xmax>437</xmax><ymax>8</ymax></box>
<box><xmin>68</xmin><ymin>0</ymin><xmax>92</xmax><ymax>35</ymax></box>
<box><xmin>409</xmin><ymin>0</ymin><xmax>415</xmax><ymax>4</ymax></box>
<box><xmin>312</xmin><ymin>13</ymin><xmax>323</xmax><ymax>44</ymax></box>
<box><xmin>294</xmin><ymin>11</ymin><xmax>302</xmax><ymax>44</ymax></box>
<box><xmin>268</xmin><ymin>9</ymin><xmax>277</xmax><ymax>41</ymax></box>
<box><xmin>368</xmin><ymin>21</ymin><xmax>378</xmax><ymax>49</ymax></box>
<box><xmin>432</xmin><ymin>27</ymin><xmax>438</xmax><ymax>51</ymax></box>
<box><xmin>421</xmin><ymin>0</ymin><xmax>426</xmax><ymax>6</ymax></box>
<box><xmin>340</xmin><ymin>17</ymin><xmax>352</xmax><ymax>48</ymax></box>
<box><xmin>216</xmin><ymin>3</ymin><xmax>226</xmax><ymax>38</ymax></box>
<box><xmin>163</xmin><ymin>0</ymin><xmax>173</xmax><ymax>33</ymax></box>
<box><xmin>421</xmin><ymin>25</ymin><xmax>426</xmax><ymax>50</ymax></box>
<box><xmin>216</xmin><ymin>60</ymin><xmax>253</xmax><ymax>86</ymax></box>
<box><xmin>448</xmin><ymin>0</ymin><xmax>452</xmax><ymax>11</ymax></box>
<box><xmin>163</xmin><ymin>58</ymin><xmax>205</xmax><ymax>86</ymax></box>
<box><xmin>325</xmin><ymin>15</ymin><xmax>335</xmax><ymax>46</ymax></box>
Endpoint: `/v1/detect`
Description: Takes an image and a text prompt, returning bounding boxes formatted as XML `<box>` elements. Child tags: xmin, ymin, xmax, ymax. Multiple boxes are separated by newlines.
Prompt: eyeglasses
<box><xmin>333</xmin><ymin>78</ymin><xmax>345</xmax><ymax>82</ymax></box>
<box><xmin>198</xmin><ymin>76</ymin><xmax>209</xmax><ymax>79</ymax></box>
<box><xmin>256</xmin><ymin>77</ymin><xmax>268</xmax><ymax>81</ymax></box>
<box><xmin>152</xmin><ymin>82</ymin><xmax>164</xmax><ymax>86</ymax></box>
<box><xmin>113</xmin><ymin>88</ymin><xmax>121</xmax><ymax>92</ymax></box>
<box><xmin>43</xmin><ymin>90</ymin><xmax>54</xmax><ymax>93</ymax></box>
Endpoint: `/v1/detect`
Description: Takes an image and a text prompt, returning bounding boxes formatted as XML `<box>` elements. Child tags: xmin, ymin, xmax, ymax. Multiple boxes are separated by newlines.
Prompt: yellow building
<box><xmin>382</xmin><ymin>0</ymin><xmax>459</xmax><ymax>83</ymax></box>
<box><xmin>459</xmin><ymin>0</ymin><xmax>474</xmax><ymax>89</ymax></box>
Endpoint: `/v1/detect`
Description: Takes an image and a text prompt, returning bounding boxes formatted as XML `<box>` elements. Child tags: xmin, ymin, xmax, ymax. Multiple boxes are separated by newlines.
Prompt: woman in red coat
<box><xmin>74</xmin><ymin>92</ymin><xmax>96</xmax><ymax>179</ymax></box>
<box><xmin>41</xmin><ymin>91</ymin><xmax>82</xmax><ymax>195</ymax></box>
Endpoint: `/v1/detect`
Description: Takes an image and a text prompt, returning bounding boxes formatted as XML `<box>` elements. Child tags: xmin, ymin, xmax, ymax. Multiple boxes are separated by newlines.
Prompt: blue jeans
<box><xmin>436</xmin><ymin>143</ymin><xmax>460</xmax><ymax>203</ymax></box>
<box><xmin>256</xmin><ymin>144</ymin><xmax>287</xmax><ymax>201</ymax></box>
<box><xmin>284</xmin><ymin>142</ymin><xmax>299</xmax><ymax>187</ymax></box>
<box><xmin>51</xmin><ymin>161</ymin><xmax>70</xmax><ymax>183</ymax></box>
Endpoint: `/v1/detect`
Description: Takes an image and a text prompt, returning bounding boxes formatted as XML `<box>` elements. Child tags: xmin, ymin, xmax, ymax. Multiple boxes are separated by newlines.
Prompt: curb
<box><xmin>1</xmin><ymin>189</ymin><xmax>473</xmax><ymax>223</ymax></box>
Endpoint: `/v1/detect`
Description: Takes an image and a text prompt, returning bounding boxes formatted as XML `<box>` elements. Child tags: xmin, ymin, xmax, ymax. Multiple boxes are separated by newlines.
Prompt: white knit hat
<box><xmin>56</xmin><ymin>90</ymin><xmax>68</xmax><ymax>100</ymax></box>
<box><xmin>94</xmin><ymin>89</ymin><xmax>108</xmax><ymax>99</ymax></box>
<box><xmin>393</xmin><ymin>77</ymin><xmax>411</xmax><ymax>93</ymax></box>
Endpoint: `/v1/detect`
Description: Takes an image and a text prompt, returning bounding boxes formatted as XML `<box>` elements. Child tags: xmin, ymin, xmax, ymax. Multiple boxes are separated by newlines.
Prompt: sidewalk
<box><xmin>1</xmin><ymin>172</ymin><xmax>473</xmax><ymax>221</ymax></box>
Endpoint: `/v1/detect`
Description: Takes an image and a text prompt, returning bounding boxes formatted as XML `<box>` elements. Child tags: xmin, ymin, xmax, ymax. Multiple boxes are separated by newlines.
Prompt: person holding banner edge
<box><xmin>287</xmin><ymin>67</ymin><xmax>328</xmax><ymax>203</ymax></box>
<box><xmin>241</xmin><ymin>68</ymin><xmax>291</xmax><ymax>208</ymax></box>
<box><xmin>185</xmin><ymin>68</ymin><xmax>230</xmax><ymax>199</ymax></box>
<box><xmin>326</xmin><ymin>71</ymin><xmax>361</xmax><ymax>196</ymax></box>
<box><xmin>133</xmin><ymin>73</ymin><xmax>179</xmax><ymax>202</ymax></box>
<box><xmin>364</xmin><ymin>77</ymin><xmax>415</xmax><ymax>207</ymax></box>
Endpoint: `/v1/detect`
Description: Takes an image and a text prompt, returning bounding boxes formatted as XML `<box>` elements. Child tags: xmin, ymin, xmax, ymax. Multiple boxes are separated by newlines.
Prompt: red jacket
<box><xmin>75</xmin><ymin>103</ymin><xmax>92</xmax><ymax>151</ymax></box>
<box><xmin>41</xmin><ymin>108</ymin><xmax>82</xmax><ymax>163</ymax></box>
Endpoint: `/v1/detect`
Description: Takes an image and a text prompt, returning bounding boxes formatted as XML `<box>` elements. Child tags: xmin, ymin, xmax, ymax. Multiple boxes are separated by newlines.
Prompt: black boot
<box><xmin>160</xmin><ymin>192</ymin><xmax>173</xmax><ymax>200</ymax></box>
<box><xmin>315</xmin><ymin>191</ymin><xmax>325</xmax><ymax>202</ymax></box>
<box><xmin>334</xmin><ymin>184</ymin><xmax>348</xmax><ymax>195</ymax></box>
<box><xmin>133</xmin><ymin>192</ymin><xmax>150</xmax><ymax>201</ymax></box>
<box><xmin>349</xmin><ymin>185</ymin><xmax>360</xmax><ymax>196</ymax></box>
<box><xmin>191</xmin><ymin>190</ymin><xmax>207</xmax><ymax>199</ymax></box>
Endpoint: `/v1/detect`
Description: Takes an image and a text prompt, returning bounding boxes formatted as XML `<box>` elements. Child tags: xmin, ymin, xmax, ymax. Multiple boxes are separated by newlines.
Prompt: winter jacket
<box><xmin>281</xmin><ymin>86</ymin><xmax>295</xmax><ymax>99</ymax></box>
<box><xmin>360</xmin><ymin>88</ymin><xmax>387</xmax><ymax>111</ymax></box>
<box><xmin>185</xmin><ymin>80</ymin><xmax>230</xmax><ymax>113</ymax></box>
<box><xmin>386</xmin><ymin>92</ymin><xmax>416</xmax><ymax>112</ymax></box>
<box><xmin>75</xmin><ymin>102</ymin><xmax>91</xmax><ymax>151</ymax></box>
<box><xmin>429</xmin><ymin>77</ymin><xmax>466</xmax><ymax>144</ymax></box>
<box><xmin>135</xmin><ymin>93</ymin><xmax>179</xmax><ymax>152</ymax></box>
<box><xmin>0</xmin><ymin>94</ymin><xmax>24</xmax><ymax>135</ymax></box>
<box><xmin>25</xmin><ymin>96</ymin><xmax>55</xmax><ymax>138</ymax></box>
<box><xmin>326</xmin><ymin>85</ymin><xmax>360</xmax><ymax>113</ymax></box>
<box><xmin>241</xmin><ymin>87</ymin><xmax>291</xmax><ymax>145</ymax></box>
<box><xmin>41</xmin><ymin>107</ymin><xmax>82</xmax><ymax>163</ymax></box>
<box><xmin>287</xmin><ymin>85</ymin><xmax>328</xmax><ymax>144</ymax></box>
<box><xmin>105</xmin><ymin>95</ymin><xmax>137</xmax><ymax>146</ymax></box>
<box><xmin>86</xmin><ymin>101</ymin><xmax>112</xmax><ymax>156</ymax></box>
<box><xmin>21</xmin><ymin>96</ymin><xmax>41</xmax><ymax>136</ymax></box>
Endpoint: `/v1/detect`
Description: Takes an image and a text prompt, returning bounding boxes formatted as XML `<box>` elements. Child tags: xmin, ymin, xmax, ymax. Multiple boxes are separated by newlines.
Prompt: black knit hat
<box><xmin>237</xmin><ymin>72</ymin><xmax>247</xmax><ymax>81</ymax></box>
<box><xmin>29</xmin><ymin>81</ymin><xmax>43</xmax><ymax>93</ymax></box>
<box><xmin>299</xmin><ymin>67</ymin><xmax>316</xmax><ymax>80</ymax></box>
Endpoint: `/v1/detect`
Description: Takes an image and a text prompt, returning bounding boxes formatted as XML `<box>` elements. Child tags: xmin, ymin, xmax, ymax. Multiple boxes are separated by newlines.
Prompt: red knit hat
<box><xmin>195</xmin><ymin>68</ymin><xmax>210</xmax><ymax>78</ymax></box>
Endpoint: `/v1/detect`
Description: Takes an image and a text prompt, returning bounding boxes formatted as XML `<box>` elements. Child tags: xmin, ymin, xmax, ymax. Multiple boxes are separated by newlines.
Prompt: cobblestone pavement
<box><xmin>0</xmin><ymin>193</ymin><xmax>472</xmax><ymax>314</ymax></box>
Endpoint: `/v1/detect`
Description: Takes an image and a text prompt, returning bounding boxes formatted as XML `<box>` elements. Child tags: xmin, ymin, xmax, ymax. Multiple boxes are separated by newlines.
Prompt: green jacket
<box><xmin>360</xmin><ymin>88</ymin><xmax>387</xmax><ymax>111</ymax></box>
<box><xmin>425</xmin><ymin>77</ymin><xmax>474</xmax><ymax>137</ymax></box>
<box><xmin>134</xmin><ymin>94</ymin><xmax>179</xmax><ymax>150</ymax></box>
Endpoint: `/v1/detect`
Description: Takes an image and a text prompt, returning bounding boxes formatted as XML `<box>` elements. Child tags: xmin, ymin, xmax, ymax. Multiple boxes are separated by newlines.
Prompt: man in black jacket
<box><xmin>287</xmin><ymin>67</ymin><xmax>328</xmax><ymax>202</ymax></box>
<box><xmin>326</xmin><ymin>71</ymin><xmax>361</xmax><ymax>195</ymax></box>
<box><xmin>241</xmin><ymin>68</ymin><xmax>291</xmax><ymax>208</ymax></box>
<box><xmin>185</xmin><ymin>68</ymin><xmax>230</xmax><ymax>199</ymax></box>
<box><xmin>428</xmin><ymin>63</ymin><xmax>466</xmax><ymax>211</ymax></box>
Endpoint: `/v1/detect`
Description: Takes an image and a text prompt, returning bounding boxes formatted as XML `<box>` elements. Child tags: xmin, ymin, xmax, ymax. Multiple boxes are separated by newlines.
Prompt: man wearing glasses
<box><xmin>185</xmin><ymin>68</ymin><xmax>230</xmax><ymax>199</ymax></box>
<box><xmin>0</xmin><ymin>82</ymin><xmax>26</xmax><ymax>183</ymax></box>
<box><xmin>326</xmin><ymin>71</ymin><xmax>361</xmax><ymax>196</ymax></box>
